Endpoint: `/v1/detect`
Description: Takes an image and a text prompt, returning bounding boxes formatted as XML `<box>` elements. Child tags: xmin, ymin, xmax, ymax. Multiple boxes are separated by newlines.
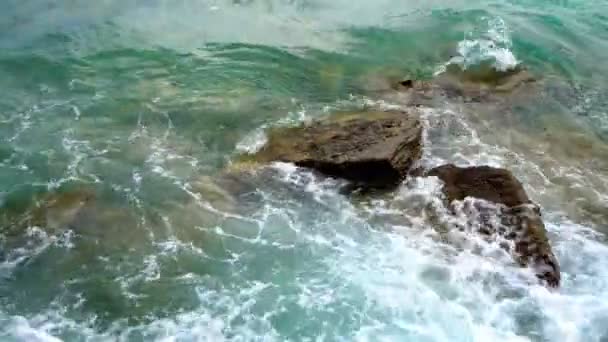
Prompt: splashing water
<box><xmin>435</xmin><ymin>16</ymin><xmax>519</xmax><ymax>75</ymax></box>
<box><xmin>1</xmin><ymin>0</ymin><xmax>608</xmax><ymax>341</ymax></box>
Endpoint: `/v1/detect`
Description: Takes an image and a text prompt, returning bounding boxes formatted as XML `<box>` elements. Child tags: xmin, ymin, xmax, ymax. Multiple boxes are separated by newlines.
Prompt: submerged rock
<box><xmin>359</xmin><ymin>70</ymin><xmax>441</xmax><ymax>107</ymax></box>
<box><xmin>436</xmin><ymin>63</ymin><xmax>536</xmax><ymax>96</ymax></box>
<box><xmin>9</xmin><ymin>188</ymin><xmax>98</xmax><ymax>233</ymax></box>
<box><xmin>427</xmin><ymin>164</ymin><xmax>561</xmax><ymax>287</ymax></box>
<box><xmin>363</xmin><ymin>64</ymin><xmax>537</xmax><ymax>106</ymax></box>
<box><xmin>189</xmin><ymin>170</ymin><xmax>264</xmax><ymax>215</ymax></box>
<box><xmin>247</xmin><ymin>111</ymin><xmax>423</xmax><ymax>187</ymax></box>
<box><xmin>5</xmin><ymin>187</ymin><xmax>141</xmax><ymax>240</ymax></box>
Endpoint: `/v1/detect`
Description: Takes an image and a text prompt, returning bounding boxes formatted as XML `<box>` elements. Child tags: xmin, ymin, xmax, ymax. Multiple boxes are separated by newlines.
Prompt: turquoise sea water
<box><xmin>1</xmin><ymin>1</ymin><xmax>608</xmax><ymax>341</ymax></box>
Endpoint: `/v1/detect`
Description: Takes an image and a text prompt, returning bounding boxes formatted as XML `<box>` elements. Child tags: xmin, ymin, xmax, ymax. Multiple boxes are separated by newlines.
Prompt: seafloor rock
<box><xmin>427</xmin><ymin>164</ymin><xmax>561</xmax><ymax>287</ymax></box>
<box><xmin>0</xmin><ymin>186</ymin><xmax>151</xmax><ymax>265</ymax></box>
<box><xmin>247</xmin><ymin>111</ymin><xmax>423</xmax><ymax>187</ymax></box>
<box><xmin>364</xmin><ymin>64</ymin><xmax>537</xmax><ymax>106</ymax></box>
<box><xmin>435</xmin><ymin>63</ymin><xmax>536</xmax><ymax>96</ymax></box>
<box><xmin>23</xmin><ymin>188</ymin><xmax>97</xmax><ymax>231</ymax></box>
<box><xmin>189</xmin><ymin>170</ymin><xmax>264</xmax><ymax>215</ymax></box>
<box><xmin>359</xmin><ymin>70</ymin><xmax>440</xmax><ymax>107</ymax></box>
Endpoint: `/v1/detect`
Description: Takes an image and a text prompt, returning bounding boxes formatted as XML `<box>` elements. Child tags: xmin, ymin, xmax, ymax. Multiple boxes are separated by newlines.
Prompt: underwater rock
<box><xmin>427</xmin><ymin>164</ymin><xmax>561</xmax><ymax>287</ymax></box>
<box><xmin>247</xmin><ymin>111</ymin><xmax>423</xmax><ymax>187</ymax></box>
<box><xmin>189</xmin><ymin>170</ymin><xmax>264</xmax><ymax>215</ymax></box>
<box><xmin>359</xmin><ymin>70</ymin><xmax>440</xmax><ymax>107</ymax></box>
<box><xmin>364</xmin><ymin>63</ymin><xmax>537</xmax><ymax>106</ymax></box>
<box><xmin>438</xmin><ymin>63</ymin><xmax>535</xmax><ymax>89</ymax></box>
<box><xmin>28</xmin><ymin>188</ymin><xmax>96</xmax><ymax>231</ymax></box>
<box><xmin>434</xmin><ymin>63</ymin><xmax>536</xmax><ymax>100</ymax></box>
<box><xmin>6</xmin><ymin>187</ymin><xmax>139</xmax><ymax>242</ymax></box>
<box><xmin>0</xmin><ymin>186</ymin><xmax>150</xmax><ymax>267</ymax></box>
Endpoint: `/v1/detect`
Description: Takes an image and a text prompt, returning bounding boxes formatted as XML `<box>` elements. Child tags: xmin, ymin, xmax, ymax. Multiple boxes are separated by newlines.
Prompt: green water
<box><xmin>1</xmin><ymin>1</ymin><xmax>608</xmax><ymax>341</ymax></box>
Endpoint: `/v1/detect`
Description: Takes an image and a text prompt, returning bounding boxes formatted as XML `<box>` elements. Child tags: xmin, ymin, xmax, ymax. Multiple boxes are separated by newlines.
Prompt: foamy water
<box><xmin>1</xmin><ymin>1</ymin><xmax>608</xmax><ymax>341</ymax></box>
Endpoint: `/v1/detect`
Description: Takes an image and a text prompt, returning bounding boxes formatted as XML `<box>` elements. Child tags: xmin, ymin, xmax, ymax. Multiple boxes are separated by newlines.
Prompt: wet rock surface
<box><xmin>248</xmin><ymin>111</ymin><xmax>423</xmax><ymax>187</ymax></box>
<box><xmin>427</xmin><ymin>164</ymin><xmax>561</xmax><ymax>287</ymax></box>
<box><xmin>427</xmin><ymin>164</ymin><xmax>531</xmax><ymax>207</ymax></box>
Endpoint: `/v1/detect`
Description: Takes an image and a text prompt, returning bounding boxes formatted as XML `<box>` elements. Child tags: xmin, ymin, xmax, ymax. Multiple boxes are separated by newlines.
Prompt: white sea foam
<box><xmin>436</xmin><ymin>17</ymin><xmax>519</xmax><ymax>75</ymax></box>
<box><xmin>2</xmin><ymin>177</ymin><xmax>608</xmax><ymax>342</ymax></box>
<box><xmin>3</xmin><ymin>94</ymin><xmax>607</xmax><ymax>342</ymax></box>
<box><xmin>3</xmin><ymin>317</ymin><xmax>63</xmax><ymax>342</ymax></box>
<box><xmin>235</xmin><ymin>127</ymin><xmax>268</xmax><ymax>154</ymax></box>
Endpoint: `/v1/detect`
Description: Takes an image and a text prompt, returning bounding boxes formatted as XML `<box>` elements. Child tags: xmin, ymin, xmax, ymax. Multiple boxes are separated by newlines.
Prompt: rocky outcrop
<box><xmin>427</xmin><ymin>164</ymin><xmax>561</xmax><ymax>287</ymax></box>
<box><xmin>248</xmin><ymin>111</ymin><xmax>423</xmax><ymax>188</ymax></box>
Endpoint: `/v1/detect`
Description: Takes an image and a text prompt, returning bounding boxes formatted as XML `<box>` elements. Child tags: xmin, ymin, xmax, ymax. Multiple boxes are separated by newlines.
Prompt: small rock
<box><xmin>427</xmin><ymin>164</ymin><xmax>561</xmax><ymax>287</ymax></box>
<box><xmin>427</xmin><ymin>164</ymin><xmax>530</xmax><ymax>207</ymax></box>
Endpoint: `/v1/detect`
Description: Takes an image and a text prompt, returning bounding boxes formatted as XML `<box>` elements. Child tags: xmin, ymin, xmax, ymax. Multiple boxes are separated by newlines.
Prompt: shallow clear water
<box><xmin>1</xmin><ymin>1</ymin><xmax>608</xmax><ymax>341</ymax></box>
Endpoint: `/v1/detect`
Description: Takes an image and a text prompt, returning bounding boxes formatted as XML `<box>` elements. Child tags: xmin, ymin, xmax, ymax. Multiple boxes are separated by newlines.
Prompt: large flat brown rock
<box><xmin>250</xmin><ymin>111</ymin><xmax>423</xmax><ymax>187</ymax></box>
